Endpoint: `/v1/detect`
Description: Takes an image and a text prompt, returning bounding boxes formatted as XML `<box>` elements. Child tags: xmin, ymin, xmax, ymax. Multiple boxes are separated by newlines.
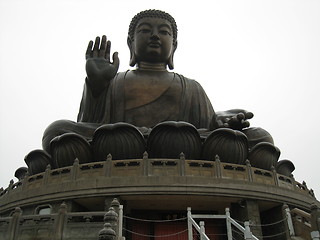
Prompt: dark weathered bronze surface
<box><xmin>202</xmin><ymin>128</ymin><xmax>248</xmax><ymax>164</ymax></box>
<box><xmin>92</xmin><ymin>123</ymin><xmax>145</xmax><ymax>161</ymax></box>
<box><xmin>24</xmin><ymin>149</ymin><xmax>52</xmax><ymax>175</ymax></box>
<box><xmin>248</xmin><ymin>142</ymin><xmax>280</xmax><ymax>170</ymax></box>
<box><xmin>28</xmin><ymin>9</ymin><xmax>289</xmax><ymax>173</ymax></box>
<box><xmin>147</xmin><ymin>121</ymin><xmax>202</xmax><ymax>159</ymax></box>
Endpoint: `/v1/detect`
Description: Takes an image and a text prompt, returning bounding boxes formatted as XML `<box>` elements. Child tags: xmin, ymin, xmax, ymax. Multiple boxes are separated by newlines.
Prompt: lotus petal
<box><xmin>276</xmin><ymin>159</ymin><xmax>295</xmax><ymax>176</ymax></box>
<box><xmin>147</xmin><ymin>121</ymin><xmax>202</xmax><ymax>159</ymax></box>
<box><xmin>242</xmin><ymin>127</ymin><xmax>274</xmax><ymax>149</ymax></box>
<box><xmin>14</xmin><ymin>167</ymin><xmax>28</xmax><ymax>181</ymax></box>
<box><xmin>92</xmin><ymin>123</ymin><xmax>146</xmax><ymax>161</ymax></box>
<box><xmin>248</xmin><ymin>142</ymin><xmax>280</xmax><ymax>170</ymax></box>
<box><xmin>202</xmin><ymin>128</ymin><xmax>248</xmax><ymax>164</ymax></box>
<box><xmin>24</xmin><ymin>149</ymin><xmax>52</xmax><ymax>175</ymax></box>
<box><xmin>50</xmin><ymin>133</ymin><xmax>92</xmax><ymax>168</ymax></box>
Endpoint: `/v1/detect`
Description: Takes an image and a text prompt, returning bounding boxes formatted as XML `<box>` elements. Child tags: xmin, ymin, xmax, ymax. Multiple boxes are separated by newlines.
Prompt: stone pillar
<box><xmin>54</xmin><ymin>202</ymin><xmax>67</xmax><ymax>240</ymax></box>
<box><xmin>187</xmin><ymin>207</ymin><xmax>193</xmax><ymax>240</ymax></box>
<box><xmin>231</xmin><ymin>200</ymin><xmax>262</xmax><ymax>239</ymax></box>
<box><xmin>98</xmin><ymin>223</ymin><xmax>116</xmax><ymax>240</ymax></box>
<box><xmin>143</xmin><ymin>151</ymin><xmax>149</xmax><ymax>176</ymax></box>
<box><xmin>215</xmin><ymin>155</ymin><xmax>222</xmax><ymax>178</ymax></box>
<box><xmin>244</xmin><ymin>221</ymin><xmax>254</xmax><ymax>240</ymax></box>
<box><xmin>244</xmin><ymin>200</ymin><xmax>262</xmax><ymax>238</ymax></box>
<box><xmin>105</xmin><ymin>197</ymin><xmax>119</xmax><ymax>211</ymax></box>
<box><xmin>118</xmin><ymin>205</ymin><xmax>124</xmax><ymax>240</ymax></box>
<box><xmin>260</xmin><ymin>204</ymin><xmax>287</xmax><ymax>240</ymax></box>
<box><xmin>104</xmin><ymin>207</ymin><xmax>118</xmax><ymax>235</ymax></box>
<box><xmin>311</xmin><ymin>203</ymin><xmax>320</xmax><ymax>232</ymax></box>
<box><xmin>200</xmin><ymin>221</ymin><xmax>206</xmax><ymax>240</ymax></box>
<box><xmin>111</xmin><ymin>198</ymin><xmax>121</xmax><ymax>237</ymax></box>
<box><xmin>106</xmin><ymin>198</ymin><xmax>125</xmax><ymax>240</ymax></box>
<box><xmin>225</xmin><ymin>208</ymin><xmax>233</xmax><ymax>240</ymax></box>
<box><xmin>311</xmin><ymin>203</ymin><xmax>320</xmax><ymax>240</ymax></box>
<box><xmin>282</xmin><ymin>204</ymin><xmax>295</xmax><ymax>239</ymax></box>
<box><xmin>179</xmin><ymin>152</ymin><xmax>186</xmax><ymax>176</ymax></box>
<box><xmin>111</xmin><ymin>198</ymin><xmax>120</xmax><ymax>213</ymax></box>
<box><xmin>245</xmin><ymin>160</ymin><xmax>253</xmax><ymax>182</ymax></box>
<box><xmin>8</xmin><ymin>207</ymin><xmax>22</xmax><ymax>240</ymax></box>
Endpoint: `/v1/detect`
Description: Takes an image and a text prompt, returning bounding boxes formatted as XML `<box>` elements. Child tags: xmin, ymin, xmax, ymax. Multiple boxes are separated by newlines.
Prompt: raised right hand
<box><xmin>85</xmin><ymin>35</ymin><xmax>120</xmax><ymax>93</ymax></box>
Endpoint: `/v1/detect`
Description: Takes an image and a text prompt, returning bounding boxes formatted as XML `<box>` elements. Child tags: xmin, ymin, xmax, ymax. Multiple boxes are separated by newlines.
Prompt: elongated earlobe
<box><xmin>168</xmin><ymin>41</ymin><xmax>177</xmax><ymax>70</ymax></box>
<box><xmin>127</xmin><ymin>37</ymin><xmax>137</xmax><ymax>67</ymax></box>
<box><xmin>168</xmin><ymin>55</ymin><xmax>174</xmax><ymax>70</ymax></box>
<box><xmin>129</xmin><ymin>53</ymin><xmax>137</xmax><ymax>67</ymax></box>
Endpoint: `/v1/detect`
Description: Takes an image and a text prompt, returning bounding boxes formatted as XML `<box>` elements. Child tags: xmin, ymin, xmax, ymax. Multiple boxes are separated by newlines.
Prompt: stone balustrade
<box><xmin>0</xmin><ymin>155</ymin><xmax>316</xmax><ymax>214</ymax></box>
<box><xmin>0</xmin><ymin>204</ymin><xmax>106</xmax><ymax>240</ymax></box>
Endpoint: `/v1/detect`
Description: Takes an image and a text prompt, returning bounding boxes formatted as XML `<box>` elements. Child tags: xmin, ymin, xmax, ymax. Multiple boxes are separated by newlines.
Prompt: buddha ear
<box><xmin>168</xmin><ymin>41</ymin><xmax>178</xmax><ymax>70</ymax></box>
<box><xmin>127</xmin><ymin>36</ymin><xmax>136</xmax><ymax>67</ymax></box>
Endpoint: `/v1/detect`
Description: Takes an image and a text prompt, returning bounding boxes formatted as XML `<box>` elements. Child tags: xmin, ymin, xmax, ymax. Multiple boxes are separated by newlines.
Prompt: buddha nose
<box><xmin>151</xmin><ymin>31</ymin><xmax>160</xmax><ymax>40</ymax></box>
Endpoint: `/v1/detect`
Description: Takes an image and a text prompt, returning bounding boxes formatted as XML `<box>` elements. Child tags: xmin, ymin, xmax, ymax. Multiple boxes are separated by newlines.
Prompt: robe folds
<box><xmin>43</xmin><ymin>71</ymin><xmax>273</xmax><ymax>154</ymax></box>
<box><xmin>42</xmin><ymin>71</ymin><xmax>215</xmax><ymax>152</ymax></box>
<box><xmin>77</xmin><ymin>71</ymin><xmax>215</xmax><ymax>129</ymax></box>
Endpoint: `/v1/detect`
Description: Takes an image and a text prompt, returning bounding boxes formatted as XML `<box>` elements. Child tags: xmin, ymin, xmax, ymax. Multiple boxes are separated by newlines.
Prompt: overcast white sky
<box><xmin>0</xmin><ymin>0</ymin><xmax>319</xmax><ymax>197</ymax></box>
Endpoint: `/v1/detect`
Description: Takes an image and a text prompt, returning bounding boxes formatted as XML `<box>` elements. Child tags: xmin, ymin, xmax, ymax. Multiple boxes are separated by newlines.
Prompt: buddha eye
<box><xmin>138</xmin><ymin>28</ymin><xmax>151</xmax><ymax>34</ymax></box>
<box><xmin>159</xmin><ymin>30</ymin><xmax>171</xmax><ymax>36</ymax></box>
<box><xmin>158</xmin><ymin>26</ymin><xmax>172</xmax><ymax>36</ymax></box>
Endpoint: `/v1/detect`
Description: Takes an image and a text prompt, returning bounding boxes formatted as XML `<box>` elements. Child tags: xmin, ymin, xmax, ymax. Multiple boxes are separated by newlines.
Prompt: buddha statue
<box><xmin>24</xmin><ymin>10</ymin><xmax>290</xmax><ymax>175</ymax></box>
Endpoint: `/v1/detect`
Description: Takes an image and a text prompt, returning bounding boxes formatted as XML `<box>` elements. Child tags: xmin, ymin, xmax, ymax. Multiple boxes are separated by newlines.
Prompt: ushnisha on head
<box><xmin>127</xmin><ymin>9</ymin><xmax>178</xmax><ymax>69</ymax></box>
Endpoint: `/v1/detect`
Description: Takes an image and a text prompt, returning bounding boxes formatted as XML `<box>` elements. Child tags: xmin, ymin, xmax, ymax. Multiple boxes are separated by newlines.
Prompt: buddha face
<box><xmin>131</xmin><ymin>17</ymin><xmax>176</xmax><ymax>66</ymax></box>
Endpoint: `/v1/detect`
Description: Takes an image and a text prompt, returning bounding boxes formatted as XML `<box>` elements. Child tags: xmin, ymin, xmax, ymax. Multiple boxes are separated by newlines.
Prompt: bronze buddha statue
<box><xmin>25</xmin><ymin>10</ymin><xmax>288</xmax><ymax>175</ymax></box>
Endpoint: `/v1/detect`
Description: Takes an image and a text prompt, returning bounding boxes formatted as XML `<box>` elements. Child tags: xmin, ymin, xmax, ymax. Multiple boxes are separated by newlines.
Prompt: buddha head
<box><xmin>128</xmin><ymin>9</ymin><xmax>178</xmax><ymax>69</ymax></box>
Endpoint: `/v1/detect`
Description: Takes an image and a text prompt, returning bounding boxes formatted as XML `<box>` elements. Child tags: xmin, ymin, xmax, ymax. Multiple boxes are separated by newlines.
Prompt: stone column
<box><xmin>311</xmin><ymin>203</ymin><xmax>320</xmax><ymax>240</ymax></box>
<box><xmin>260</xmin><ymin>204</ymin><xmax>287</xmax><ymax>240</ymax></box>
<box><xmin>104</xmin><ymin>198</ymin><xmax>123</xmax><ymax>240</ymax></box>
<box><xmin>231</xmin><ymin>200</ymin><xmax>262</xmax><ymax>239</ymax></box>
<box><xmin>104</xmin><ymin>207</ymin><xmax>119</xmax><ymax>235</ymax></box>
<box><xmin>282</xmin><ymin>204</ymin><xmax>295</xmax><ymax>239</ymax></box>
<box><xmin>8</xmin><ymin>207</ymin><xmax>22</xmax><ymax>240</ymax></box>
<box><xmin>244</xmin><ymin>200</ymin><xmax>262</xmax><ymax>238</ymax></box>
<box><xmin>105</xmin><ymin>197</ymin><xmax>119</xmax><ymax>211</ymax></box>
<box><xmin>98</xmin><ymin>223</ymin><xmax>116</xmax><ymax>240</ymax></box>
<box><xmin>54</xmin><ymin>202</ymin><xmax>67</xmax><ymax>240</ymax></box>
<box><xmin>111</xmin><ymin>198</ymin><xmax>120</xmax><ymax>214</ymax></box>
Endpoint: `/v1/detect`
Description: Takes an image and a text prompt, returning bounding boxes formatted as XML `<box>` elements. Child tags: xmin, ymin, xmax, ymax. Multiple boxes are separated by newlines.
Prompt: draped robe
<box><xmin>43</xmin><ymin>70</ymin><xmax>215</xmax><ymax>152</ymax></box>
<box><xmin>77</xmin><ymin>71</ymin><xmax>215</xmax><ymax>129</ymax></box>
<box><xmin>43</xmin><ymin>70</ymin><xmax>273</xmax><ymax>153</ymax></box>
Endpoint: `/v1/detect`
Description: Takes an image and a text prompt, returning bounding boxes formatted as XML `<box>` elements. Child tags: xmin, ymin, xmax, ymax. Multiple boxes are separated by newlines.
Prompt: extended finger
<box><xmin>229</xmin><ymin>116</ymin><xmax>243</xmax><ymax>130</ymax></box>
<box><xmin>105</xmin><ymin>40</ymin><xmax>111</xmax><ymax>61</ymax></box>
<box><xmin>242</xmin><ymin>120</ymin><xmax>250</xmax><ymax>128</ymax></box>
<box><xmin>93</xmin><ymin>36</ymin><xmax>100</xmax><ymax>58</ymax></box>
<box><xmin>112</xmin><ymin>52</ymin><xmax>120</xmax><ymax>69</ymax></box>
<box><xmin>85</xmin><ymin>40</ymin><xmax>94</xmax><ymax>59</ymax></box>
<box><xmin>237</xmin><ymin>113</ymin><xmax>245</xmax><ymax>121</ymax></box>
<box><xmin>245</xmin><ymin>111</ymin><xmax>254</xmax><ymax>119</ymax></box>
<box><xmin>229</xmin><ymin>116</ymin><xmax>239</xmax><ymax>124</ymax></box>
<box><xmin>99</xmin><ymin>35</ymin><xmax>107</xmax><ymax>58</ymax></box>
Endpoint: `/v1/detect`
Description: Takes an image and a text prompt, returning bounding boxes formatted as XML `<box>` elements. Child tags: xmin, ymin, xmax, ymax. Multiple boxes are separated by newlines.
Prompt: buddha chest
<box><xmin>123</xmin><ymin>70</ymin><xmax>182</xmax><ymax>127</ymax></box>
